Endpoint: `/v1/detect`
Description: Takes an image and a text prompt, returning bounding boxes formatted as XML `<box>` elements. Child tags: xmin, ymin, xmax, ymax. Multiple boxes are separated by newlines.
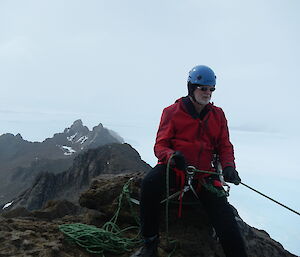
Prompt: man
<box><xmin>131</xmin><ymin>65</ymin><xmax>248</xmax><ymax>257</ymax></box>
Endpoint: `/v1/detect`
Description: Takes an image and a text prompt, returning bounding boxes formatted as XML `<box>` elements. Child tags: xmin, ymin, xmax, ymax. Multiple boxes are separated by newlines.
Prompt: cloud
<box><xmin>0</xmin><ymin>37</ymin><xmax>33</xmax><ymax>60</ymax></box>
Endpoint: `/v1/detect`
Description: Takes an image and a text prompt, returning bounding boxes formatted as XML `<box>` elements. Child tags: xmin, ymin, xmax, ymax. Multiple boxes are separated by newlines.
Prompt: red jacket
<box><xmin>154</xmin><ymin>97</ymin><xmax>235</xmax><ymax>171</ymax></box>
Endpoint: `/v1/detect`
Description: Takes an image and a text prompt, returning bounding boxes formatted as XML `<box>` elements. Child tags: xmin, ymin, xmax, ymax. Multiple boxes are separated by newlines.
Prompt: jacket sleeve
<box><xmin>216</xmin><ymin>109</ymin><xmax>236</xmax><ymax>169</ymax></box>
<box><xmin>154</xmin><ymin>107</ymin><xmax>175</xmax><ymax>163</ymax></box>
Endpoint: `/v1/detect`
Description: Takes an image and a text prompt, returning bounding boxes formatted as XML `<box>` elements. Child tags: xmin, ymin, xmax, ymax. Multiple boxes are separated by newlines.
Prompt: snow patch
<box><xmin>67</xmin><ymin>133</ymin><xmax>78</xmax><ymax>142</ymax></box>
<box><xmin>2</xmin><ymin>201</ymin><xmax>13</xmax><ymax>209</ymax></box>
<box><xmin>76</xmin><ymin>136</ymin><xmax>88</xmax><ymax>144</ymax></box>
<box><xmin>60</xmin><ymin>145</ymin><xmax>76</xmax><ymax>155</ymax></box>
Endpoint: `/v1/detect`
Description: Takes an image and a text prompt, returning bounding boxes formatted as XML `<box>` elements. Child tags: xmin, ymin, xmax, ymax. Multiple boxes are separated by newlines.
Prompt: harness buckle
<box><xmin>178</xmin><ymin>166</ymin><xmax>199</xmax><ymax>199</ymax></box>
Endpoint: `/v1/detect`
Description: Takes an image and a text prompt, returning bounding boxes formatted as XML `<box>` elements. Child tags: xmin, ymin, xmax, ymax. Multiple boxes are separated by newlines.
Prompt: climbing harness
<box><xmin>164</xmin><ymin>153</ymin><xmax>229</xmax><ymax>220</ymax></box>
<box><xmin>164</xmin><ymin>154</ymin><xmax>229</xmax><ymax>242</ymax></box>
<box><xmin>162</xmin><ymin>165</ymin><xmax>229</xmax><ymax>204</ymax></box>
<box><xmin>162</xmin><ymin>166</ymin><xmax>198</xmax><ymax>203</ymax></box>
<box><xmin>59</xmin><ymin>178</ymin><xmax>141</xmax><ymax>256</ymax></box>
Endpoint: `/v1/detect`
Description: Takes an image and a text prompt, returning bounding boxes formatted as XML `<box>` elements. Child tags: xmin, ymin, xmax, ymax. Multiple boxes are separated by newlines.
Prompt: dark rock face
<box><xmin>5</xmin><ymin>143</ymin><xmax>151</xmax><ymax>211</ymax></box>
<box><xmin>0</xmin><ymin>120</ymin><xmax>124</xmax><ymax>206</ymax></box>
<box><xmin>0</xmin><ymin>172</ymin><xmax>297</xmax><ymax>257</ymax></box>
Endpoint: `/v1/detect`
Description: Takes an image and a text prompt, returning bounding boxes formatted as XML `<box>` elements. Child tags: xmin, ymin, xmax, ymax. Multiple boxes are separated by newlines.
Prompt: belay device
<box><xmin>162</xmin><ymin>153</ymin><xmax>231</xmax><ymax>218</ymax></box>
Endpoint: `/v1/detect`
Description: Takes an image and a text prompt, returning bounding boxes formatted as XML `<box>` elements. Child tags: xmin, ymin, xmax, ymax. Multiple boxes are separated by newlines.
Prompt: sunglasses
<box><xmin>197</xmin><ymin>86</ymin><xmax>216</xmax><ymax>92</ymax></box>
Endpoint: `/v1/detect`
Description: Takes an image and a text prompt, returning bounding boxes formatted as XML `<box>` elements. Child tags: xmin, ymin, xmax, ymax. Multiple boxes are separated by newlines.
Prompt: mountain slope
<box><xmin>0</xmin><ymin>120</ymin><xmax>124</xmax><ymax>206</ymax></box>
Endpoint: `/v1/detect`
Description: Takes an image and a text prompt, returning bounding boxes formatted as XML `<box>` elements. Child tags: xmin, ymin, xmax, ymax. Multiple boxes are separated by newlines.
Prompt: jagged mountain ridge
<box><xmin>46</xmin><ymin>119</ymin><xmax>124</xmax><ymax>154</ymax></box>
<box><xmin>4</xmin><ymin>143</ymin><xmax>151</xmax><ymax>211</ymax></box>
<box><xmin>0</xmin><ymin>120</ymin><xmax>124</xmax><ymax>206</ymax></box>
<box><xmin>0</xmin><ymin>119</ymin><xmax>123</xmax><ymax>167</ymax></box>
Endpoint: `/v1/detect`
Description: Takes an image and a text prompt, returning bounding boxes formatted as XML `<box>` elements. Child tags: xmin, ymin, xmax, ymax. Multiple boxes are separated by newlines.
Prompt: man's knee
<box><xmin>142</xmin><ymin>165</ymin><xmax>166</xmax><ymax>190</ymax></box>
<box><xmin>141</xmin><ymin>164</ymin><xmax>166</xmax><ymax>195</ymax></box>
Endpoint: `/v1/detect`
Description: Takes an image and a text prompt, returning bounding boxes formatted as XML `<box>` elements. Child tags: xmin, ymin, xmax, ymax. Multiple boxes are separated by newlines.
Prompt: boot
<box><xmin>130</xmin><ymin>235</ymin><xmax>159</xmax><ymax>257</ymax></box>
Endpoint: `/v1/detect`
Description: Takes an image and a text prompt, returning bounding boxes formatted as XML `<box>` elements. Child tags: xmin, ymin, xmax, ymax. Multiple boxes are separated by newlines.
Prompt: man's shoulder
<box><xmin>210</xmin><ymin>103</ymin><xmax>224</xmax><ymax>113</ymax></box>
<box><xmin>163</xmin><ymin>98</ymin><xmax>183</xmax><ymax>112</ymax></box>
<box><xmin>209</xmin><ymin>103</ymin><xmax>226</xmax><ymax>118</ymax></box>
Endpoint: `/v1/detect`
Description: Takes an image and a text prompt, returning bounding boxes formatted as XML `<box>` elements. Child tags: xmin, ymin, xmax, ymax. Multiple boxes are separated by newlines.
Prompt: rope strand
<box><xmin>240</xmin><ymin>182</ymin><xmax>300</xmax><ymax>216</ymax></box>
<box><xmin>191</xmin><ymin>167</ymin><xmax>300</xmax><ymax>217</ymax></box>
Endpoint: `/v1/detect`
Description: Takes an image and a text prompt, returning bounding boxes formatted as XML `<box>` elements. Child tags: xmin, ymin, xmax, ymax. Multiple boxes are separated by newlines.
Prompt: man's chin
<box><xmin>197</xmin><ymin>99</ymin><xmax>210</xmax><ymax>105</ymax></box>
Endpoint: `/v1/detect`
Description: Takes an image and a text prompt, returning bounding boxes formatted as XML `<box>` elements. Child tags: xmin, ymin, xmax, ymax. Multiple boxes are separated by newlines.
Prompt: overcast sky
<box><xmin>1</xmin><ymin>0</ymin><xmax>300</xmax><ymax>255</ymax></box>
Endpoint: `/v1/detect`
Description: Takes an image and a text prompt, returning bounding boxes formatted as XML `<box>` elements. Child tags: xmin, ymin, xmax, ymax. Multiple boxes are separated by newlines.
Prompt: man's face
<box><xmin>193</xmin><ymin>85</ymin><xmax>215</xmax><ymax>105</ymax></box>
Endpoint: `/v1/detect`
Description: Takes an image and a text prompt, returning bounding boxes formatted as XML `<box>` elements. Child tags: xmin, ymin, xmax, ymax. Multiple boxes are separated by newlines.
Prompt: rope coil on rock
<box><xmin>59</xmin><ymin>179</ymin><xmax>141</xmax><ymax>256</ymax></box>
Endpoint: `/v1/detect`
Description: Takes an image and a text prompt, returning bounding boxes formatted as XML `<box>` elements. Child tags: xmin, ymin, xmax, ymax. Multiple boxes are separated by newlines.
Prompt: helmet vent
<box><xmin>197</xmin><ymin>75</ymin><xmax>202</xmax><ymax>80</ymax></box>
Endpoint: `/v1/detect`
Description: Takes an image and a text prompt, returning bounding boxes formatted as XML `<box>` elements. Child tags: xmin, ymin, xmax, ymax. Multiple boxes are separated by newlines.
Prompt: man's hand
<box><xmin>223</xmin><ymin>166</ymin><xmax>241</xmax><ymax>185</ymax></box>
<box><xmin>172</xmin><ymin>151</ymin><xmax>186</xmax><ymax>171</ymax></box>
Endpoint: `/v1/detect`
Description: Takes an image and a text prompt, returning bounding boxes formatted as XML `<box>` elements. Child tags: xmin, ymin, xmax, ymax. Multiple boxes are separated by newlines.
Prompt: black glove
<box><xmin>172</xmin><ymin>151</ymin><xmax>186</xmax><ymax>171</ymax></box>
<box><xmin>223</xmin><ymin>166</ymin><xmax>241</xmax><ymax>185</ymax></box>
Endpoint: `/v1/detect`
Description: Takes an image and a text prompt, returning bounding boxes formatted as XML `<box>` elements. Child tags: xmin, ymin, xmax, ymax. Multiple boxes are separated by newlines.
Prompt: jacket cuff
<box><xmin>222</xmin><ymin>162</ymin><xmax>235</xmax><ymax>169</ymax></box>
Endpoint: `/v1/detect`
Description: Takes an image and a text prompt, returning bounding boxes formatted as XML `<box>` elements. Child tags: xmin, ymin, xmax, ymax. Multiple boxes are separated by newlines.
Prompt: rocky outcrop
<box><xmin>0</xmin><ymin>172</ymin><xmax>297</xmax><ymax>257</ymax></box>
<box><xmin>5</xmin><ymin>143</ymin><xmax>150</xmax><ymax>211</ymax></box>
<box><xmin>0</xmin><ymin>120</ymin><xmax>124</xmax><ymax>206</ymax></box>
<box><xmin>79</xmin><ymin>173</ymin><xmax>298</xmax><ymax>257</ymax></box>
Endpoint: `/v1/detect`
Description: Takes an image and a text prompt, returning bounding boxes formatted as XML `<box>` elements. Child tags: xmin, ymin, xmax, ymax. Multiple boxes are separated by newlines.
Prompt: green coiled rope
<box><xmin>59</xmin><ymin>178</ymin><xmax>142</xmax><ymax>256</ymax></box>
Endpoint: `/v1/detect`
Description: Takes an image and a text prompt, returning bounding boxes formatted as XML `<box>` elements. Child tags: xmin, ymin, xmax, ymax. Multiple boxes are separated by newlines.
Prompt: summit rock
<box><xmin>0</xmin><ymin>172</ymin><xmax>297</xmax><ymax>257</ymax></box>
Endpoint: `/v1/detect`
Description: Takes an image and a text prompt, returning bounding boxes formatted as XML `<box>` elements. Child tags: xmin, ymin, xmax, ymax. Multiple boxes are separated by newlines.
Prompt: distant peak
<box><xmin>0</xmin><ymin>133</ymin><xmax>23</xmax><ymax>140</ymax></box>
<box><xmin>15</xmin><ymin>133</ymin><xmax>23</xmax><ymax>140</ymax></box>
<box><xmin>63</xmin><ymin>120</ymin><xmax>86</xmax><ymax>134</ymax></box>
<box><xmin>92</xmin><ymin>123</ymin><xmax>104</xmax><ymax>131</ymax></box>
<box><xmin>0</xmin><ymin>133</ymin><xmax>15</xmax><ymax>138</ymax></box>
<box><xmin>71</xmin><ymin>119</ymin><xmax>83</xmax><ymax>127</ymax></box>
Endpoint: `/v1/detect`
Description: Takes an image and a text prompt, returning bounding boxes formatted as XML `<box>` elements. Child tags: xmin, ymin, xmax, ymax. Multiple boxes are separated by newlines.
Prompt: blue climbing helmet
<box><xmin>187</xmin><ymin>65</ymin><xmax>216</xmax><ymax>96</ymax></box>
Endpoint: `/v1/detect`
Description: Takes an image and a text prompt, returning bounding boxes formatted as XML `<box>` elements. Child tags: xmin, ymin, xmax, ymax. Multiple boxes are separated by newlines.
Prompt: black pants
<box><xmin>140</xmin><ymin>164</ymin><xmax>248</xmax><ymax>257</ymax></box>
